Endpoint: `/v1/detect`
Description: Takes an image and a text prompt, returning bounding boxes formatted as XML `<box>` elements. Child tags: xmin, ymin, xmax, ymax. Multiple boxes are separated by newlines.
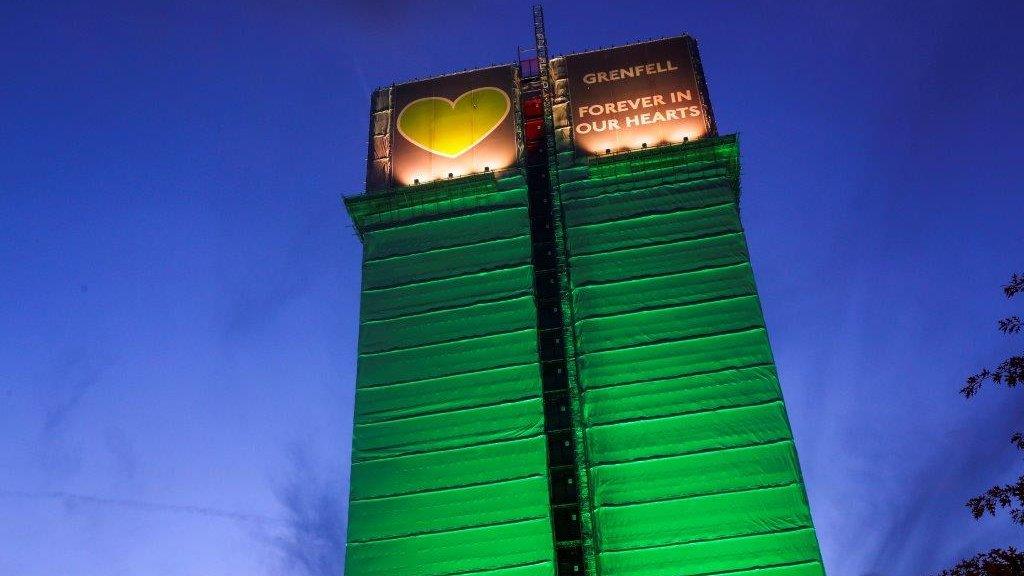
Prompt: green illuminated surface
<box><xmin>343</xmin><ymin>135</ymin><xmax>824</xmax><ymax>576</ymax></box>
<box><xmin>558</xmin><ymin>136</ymin><xmax>824</xmax><ymax>576</ymax></box>
<box><xmin>346</xmin><ymin>175</ymin><xmax>556</xmax><ymax>576</ymax></box>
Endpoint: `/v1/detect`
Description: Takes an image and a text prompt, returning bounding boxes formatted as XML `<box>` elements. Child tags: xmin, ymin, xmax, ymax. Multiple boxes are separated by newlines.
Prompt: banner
<box><xmin>378</xmin><ymin>65</ymin><xmax>519</xmax><ymax>188</ymax></box>
<box><xmin>564</xmin><ymin>37</ymin><xmax>714</xmax><ymax>156</ymax></box>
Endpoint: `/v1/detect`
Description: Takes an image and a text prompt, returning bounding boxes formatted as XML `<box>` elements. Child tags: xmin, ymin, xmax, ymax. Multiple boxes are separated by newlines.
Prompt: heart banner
<box><xmin>396</xmin><ymin>87</ymin><xmax>511</xmax><ymax>159</ymax></box>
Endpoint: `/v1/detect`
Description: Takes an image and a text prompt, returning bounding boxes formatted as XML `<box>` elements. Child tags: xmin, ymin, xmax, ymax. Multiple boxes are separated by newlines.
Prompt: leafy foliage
<box><xmin>940</xmin><ymin>274</ymin><xmax>1024</xmax><ymax>576</ymax></box>
<box><xmin>961</xmin><ymin>274</ymin><xmax>1024</xmax><ymax>398</ymax></box>
<box><xmin>938</xmin><ymin>547</ymin><xmax>1024</xmax><ymax>576</ymax></box>
<box><xmin>967</xmin><ymin>475</ymin><xmax>1024</xmax><ymax>525</ymax></box>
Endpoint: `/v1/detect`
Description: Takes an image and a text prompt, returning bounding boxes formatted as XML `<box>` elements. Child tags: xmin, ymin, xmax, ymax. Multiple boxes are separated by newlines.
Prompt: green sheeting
<box><xmin>357</xmin><ymin>329</ymin><xmax>539</xmax><ymax>389</ymax></box>
<box><xmin>586</xmin><ymin>401</ymin><xmax>793</xmax><ymax>465</ymax></box>
<box><xmin>360</xmin><ymin>265</ymin><xmax>534</xmax><ymax>322</ymax></box>
<box><xmin>353</xmin><ymin>397</ymin><xmax>545</xmax><ymax>460</ymax></box>
<box><xmin>567</xmin><ymin>203</ymin><xmax>742</xmax><ymax>256</ymax></box>
<box><xmin>597</xmin><ymin>529</ymin><xmax>822</xmax><ymax>576</ymax></box>
<box><xmin>591</xmin><ymin>441</ymin><xmax>801</xmax><ymax>506</ymax></box>
<box><xmin>364</xmin><ymin>206</ymin><xmax>530</xmax><ymax>259</ymax></box>
<box><xmin>345</xmin><ymin>175</ymin><xmax>556</xmax><ymax>576</ymax></box>
<box><xmin>568</xmin><ymin>232</ymin><xmax>750</xmax><ymax>286</ymax></box>
<box><xmin>559</xmin><ymin>136</ymin><xmax>823</xmax><ymax>576</ymax></box>
<box><xmin>348</xmin><ymin>476</ymin><xmax>551</xmax><ymax>542</ymax></box>
<box><xmin>574</xmin><ymin>295</ymin><xmax>766</xmax><ymax>354</ymax></box>
<box><xmin>585</xmin><ymin>364</ymin><xmax>781</xmax><ymax>425</ymax></box>
<box><xmin>355</xmin><ymin>363</ymin><xmax>542</xmax><ymax>424</ymax></box>
<box><xmin>595</xmin><ymin>483</ymin><xmax>812</xmax><ymax>551</ymax></box>
<box><xmin>359</xmin><ymin>295</ymin><xmax>537</xmax><ymax>354</ymax></box>
<box><xmin>562</xmin><ymin>182</ymin><xmax>735</xmax><ymax>228</ymax></box>
<box><xmin>362</xmin><ymin>235</ymin><xmax>532</xmax><ymax>290</ymax></box>
<box><xmin>342</xmin><ymin>136</ymin><xmax>824</xmax><ymax>576</ymax></box>
<box><xmin>346</xmin><ymin>518</ymin><xmax>554</xmax><ymax>576</ymax></box>
<box><xmin>578</xmin><ymin>328</ymin><xmax>775</xmax><ymax>389</ymax></box>
<box><xmin>571</xmin><ymin>262</ymin><xmax>757</xmax><ymax>319</ymax></box>
<box><xmin>349</xmin><ymin>436</ymin><xmax>548</xmax><ymax>500</ymax></box>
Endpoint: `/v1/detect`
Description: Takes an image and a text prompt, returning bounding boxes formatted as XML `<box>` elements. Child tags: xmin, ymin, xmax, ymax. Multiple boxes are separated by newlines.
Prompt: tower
<box><xmin>343</xmin><ymin>9</ymin><xmax>824</xmax><ymax>576</ymax></box>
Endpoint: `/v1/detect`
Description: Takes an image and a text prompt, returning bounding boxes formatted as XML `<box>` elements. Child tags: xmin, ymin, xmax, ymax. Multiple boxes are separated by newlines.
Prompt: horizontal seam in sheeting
<box><xmin>350</xmin><ymin>473</ymin><xmax>545</xmax><ymax>503</ymax></box>
<box><xmin>362</xmin><ymin>288</ymin><xmax>535</xmax><ymax>323</ymax></box>
<box><xmin>361</xmin><ymin>294</ymin><xmax>534</xmax><ymax>326</ymax></box>
<box><xmin>578</xmin><ymin>325</ymin><xmax>767</xmax><ymax>357</ymax></box>
<box><xmin>354</xmin><ymin>396</ymin><xmax>542</xmax><ymax>429</ymax></box>
<box><xmin>573</xmin><ymin>292</ymin><xmax>758</xmax><ymax>324</ymax></box>
<box><xmin>580</xmin><ymin>362</ymin><xmax>776</xmax><ymax>394</ymax></box>
<box><xmin>696</xmin><ymin>559</ymin><xmax>822</xmax><ymax>576</ymax></box>
<box><xmin>364</xmin><ymin>232</ymin><xmax>531</xmax><ymax>265</ymax></box>
<box><xmin>386</xmin><ymin>559</ymin><xmax>552</xmax><ymax>576</ymax></box>
<box><xmin>597</xmin><ymin>525</ymin><xmax>816</xmax><ymax>555</ymax></box>
<box><xmin>562</xmin><ymin>178</ymin><xmax>732</xmax><ymax>206</ymax></box>
<box><xmin>561</xmin><ymin>173</ymin><xmax>731</xmax><ymax>203</ymax></box>
<box><xmin>570</xmin><ymin>256</ymin><xmax>749</xmax><ymax>290</ymax></box>
<box><xmin>362</xmin><ymin>262</ymin><xmax>533</xmax><ymax>293</ymax></box>
<box><xmin>567</xmin><ymin>200</ymin><xmax>735</xmax><ymax>232</ymax></box>
<box><xmin>357</xmin><ymin>360</ymin><xmax>538</xmax><ymax>391</ymax></box>
<box><xmin>347</xmin><ymin>515</ymin><xmax>549</xmax><ymax>545</ymax></box>
<box><xmin>356</xmin><ymin>393</ymin><xmax>543</xmax><ymax>426</ymax></box>
<box><xmin>363</xmin><ymin>204</ymin><xmax>525</xmax><ymax>238</ymax></box>
<box><xmin>586</xmin><ymin>397</ymin><xmax>782</xmax><ymax>429</ymax></box>
<box><xmin>355</xmin><ymin>195</ymin><xmax>527</xmax><ymax>232</ymax></box>
<box><xmin>589</xmin><ymin>438</ymin><xmax>792</xmax><ymax>473</ymax></box>
<box><xmin>569</xmin><ymin>230</ymin><xmax>743</xmax><ymax>260</ymax></box>
<box><xmin>359</xmin><ymin>326</ymin><xmax>536</xmax><ymax>357</ymax></box>
<box><xmin>602</xmin><ymin>558</ymin><xmax>822</xmax><ymax>576</ymax></box>
<box><xmin>589</xmin><ymin>438</ymin><xmax>792</xmax><ymax>469</ymax></box>
<box><xmin>596</xmin><ymin>480</ymin><xmax>802</xmax><ymax>510</ymax></box>
<box><xmin>571</xmin><ymin>261</ymin><xmax>750</xmax><ymax>299</ymax></box>
<box><xmin>352</xmin><ymin>432</ymin><xmax>547</xmax><ymax>464</ymax></box>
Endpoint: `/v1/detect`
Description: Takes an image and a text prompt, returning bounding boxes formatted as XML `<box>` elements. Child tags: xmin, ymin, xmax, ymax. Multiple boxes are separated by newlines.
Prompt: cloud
<box><xmin>271</xmin><ymin>445</ymin><xmax>347</xmax><ymax>576</ymax></box>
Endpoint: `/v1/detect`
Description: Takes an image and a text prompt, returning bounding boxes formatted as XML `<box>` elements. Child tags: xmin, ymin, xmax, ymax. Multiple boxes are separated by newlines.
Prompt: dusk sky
<box><xmin>2</xmin><ymin>1</ymin><xmax>1022</xmax><ymax>575</ymax></box>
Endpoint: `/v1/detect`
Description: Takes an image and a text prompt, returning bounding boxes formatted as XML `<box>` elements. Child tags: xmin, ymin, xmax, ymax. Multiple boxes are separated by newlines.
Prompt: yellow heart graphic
<box><xmin>396</xmin><ymin>87</ymin><xmax>511</xmax><ymax>158</ymax></box>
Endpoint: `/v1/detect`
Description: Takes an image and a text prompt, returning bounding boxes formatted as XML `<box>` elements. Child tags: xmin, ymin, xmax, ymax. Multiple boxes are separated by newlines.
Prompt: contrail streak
<box><xmin>0</xmin><ymin>489</ymin><xmax>286</xmax><ymax>526</ymax></box>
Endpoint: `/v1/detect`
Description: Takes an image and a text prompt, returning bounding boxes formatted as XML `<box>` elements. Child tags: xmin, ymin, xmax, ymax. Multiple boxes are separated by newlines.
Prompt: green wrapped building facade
<box><xmin>343</xmin><ymin>20</ymin><xmax>824</xmax><ymax>576</ymax></box>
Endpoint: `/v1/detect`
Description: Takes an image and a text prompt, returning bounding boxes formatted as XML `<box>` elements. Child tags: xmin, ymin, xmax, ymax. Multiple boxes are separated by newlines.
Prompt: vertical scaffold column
<box><xmin>519</xmin><ymin>5</ymin><xmax>596</xmax><ymax>576</ymax></box>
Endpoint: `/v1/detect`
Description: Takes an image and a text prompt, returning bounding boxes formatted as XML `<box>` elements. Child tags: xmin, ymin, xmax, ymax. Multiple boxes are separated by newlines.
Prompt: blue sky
<box><xmin>1</xmin><ymin>1</ymin><xmax>1022</xmax><ymax>574</ymax></box>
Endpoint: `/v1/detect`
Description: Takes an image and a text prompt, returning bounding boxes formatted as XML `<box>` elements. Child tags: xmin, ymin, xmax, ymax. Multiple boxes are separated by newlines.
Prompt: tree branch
<box><xmin>966</xmin><ymin>475</ymin><xmax>1024</xmax><ymax>526</ymax></box>
<box><xmin>938</xmin><ymin>546</ymin><xmax>1024</xmax><ymax>576</ymax></box>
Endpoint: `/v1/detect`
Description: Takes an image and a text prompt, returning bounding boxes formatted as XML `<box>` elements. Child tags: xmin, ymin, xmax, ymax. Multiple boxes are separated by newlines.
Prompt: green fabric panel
<box><xmin>592</xmin><ymin>441</ymin><xmax>801</xmax><ymax>507</ymax></box>
<box><xmin>361</xmin><ymin>265</ymin><xmax>534</xmax><ymax>322</ymax></box>
<box><xmin>363</xmin><ymin>235</ymin><xmax>532</xmax><ymax>290</ymax></box>
<box><xmin>578</xmin><ymin>328</ymin><xmax>773</xmax><ymax>390</ymax></box>
<box><xmin>721</xmin><ymin>562</ymin><xmax>826</xmax><ymax>576</ymax></box>
<box><xmin>348</xmin><ymin>476</ymin><xmax>551</xmax><ymax>542</ymax></box>
<box><xmin>596</xmin><ymin>484</ymin><xmax>813</xmax><ymax>551</ymax></box>
<box><xmin>363</xmin><ymin>206</ymin><xmax>530</xmax><ymax>260</ymax></box>
<box><xmin>349</xmin><ymin>436</ymin><xmax>547</xmax><ymax>500</ymax></box>
<box><xmin>355</xmin><ymin>363</ymin><xmax>542</xmax><ymax>425</ymax></box>
<box><xmin>597</xmin><ymin>529</ymin><xmax>821</xmax><ymax>576</ymax></box>
<box><xmin>560</xmin><ymin>163</ymin><xmax>730</xmax><ymax>202</ymax></box>
<box><xmin>567</xmin><ymin>203</ymin><xmax>740</xmax><ymax>256</ymax></box>
<box><xmin>571</xmin><ymin>263</ymin><xmax>756</xmax><ymax>320</ymax></box>
<box><xmin>353</xmin><ymin>398</ymin><xmax>545</xmax><ymax>460</ymax></box>
<box><xmin>575</xmin><ymin>295</ymin><xmax>766</xmax><ymax>355</ymax></box>
<box><xmin>359</xmin><ymin>296</ymin><xmax>537</xmax><ymax>354</ymax></box>
<box><xmin>347</xmin><ymin>179</ymin><xmax>528</xmax><ymax>234</ymax></box>
<box><xmin>584</xmin><ymin>138</ymin><xmax>737</xmax><ymax>179</ymax></box>
<box><xmin>585</xmin><ymin>365</ymin><xmax>781</xmax><ymax>426</ymax></box>
<box><xmin>346</xmin><ymin>518</ymin><xmax>554</xmax><ymax>576</ymax></box>
<box><xmin>568</xmin><ymin>232</ymin><xmax>748</xmax><ymax>287</ymax></box>
<box><xmin>586</xmin><ymin>402</ymin><xmax>792</xmax><ymax>465</ymax></box>
<box><xmin>563</xmin><ymin>182</ymin><xmax>735</xmax><ymax>228</ymax></box>
<box><xmin>358</xmin><ymin>329</ymin><xmax>538</xmax><ymax>388</ymax></box>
